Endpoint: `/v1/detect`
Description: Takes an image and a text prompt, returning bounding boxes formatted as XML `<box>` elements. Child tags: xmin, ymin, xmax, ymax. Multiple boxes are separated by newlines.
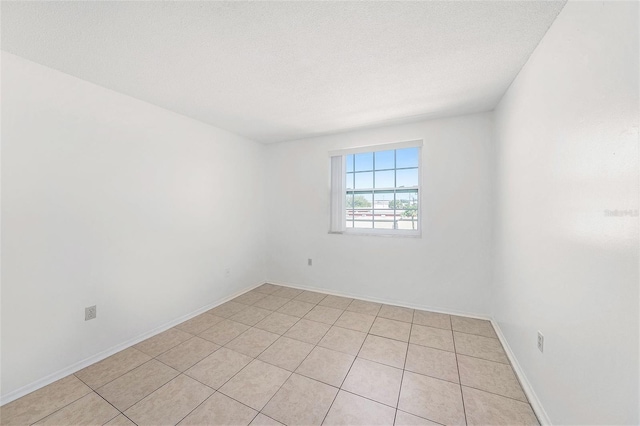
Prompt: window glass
<box><xmin>354</xmin><ymin>152</ymin><xmax>373</xmax><ymax>171</ymax></box>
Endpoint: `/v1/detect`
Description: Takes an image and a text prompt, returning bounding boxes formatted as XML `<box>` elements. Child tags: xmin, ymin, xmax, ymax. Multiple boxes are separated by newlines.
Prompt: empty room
<box><xmin>1</xmin><ymin>1</ymin><xmax>638</xmax><ymax>425</ymax></box>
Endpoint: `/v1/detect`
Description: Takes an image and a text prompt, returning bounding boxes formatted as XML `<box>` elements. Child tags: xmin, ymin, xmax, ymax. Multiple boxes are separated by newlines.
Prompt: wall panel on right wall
<box><xmin>493</xmin><ymin>1</ymin><xmax>639</xmax><ymax>424</ymax></box>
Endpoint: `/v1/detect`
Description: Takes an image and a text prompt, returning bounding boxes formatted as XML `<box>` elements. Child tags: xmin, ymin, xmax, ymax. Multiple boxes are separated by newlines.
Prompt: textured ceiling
<box><xmin>2</xmin><ymin>1</ymin><xmax>565</xmax><ymax>143</ymax></box>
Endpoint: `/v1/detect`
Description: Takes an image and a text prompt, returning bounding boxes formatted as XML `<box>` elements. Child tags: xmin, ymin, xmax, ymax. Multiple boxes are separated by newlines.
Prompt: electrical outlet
<box><xmin>537</xmin><ymin>331</ymin><xmax>544</xmax><ymax>353</ymax></box>
<box><xmin>308</xmin><ymin>258</ymin><xmax>312</xmax><ymax>266</ymax></box>
<box><xmin>85</xmin><ymin>305</ymin><xmax>97</xmax><ymax>321</ymax></box>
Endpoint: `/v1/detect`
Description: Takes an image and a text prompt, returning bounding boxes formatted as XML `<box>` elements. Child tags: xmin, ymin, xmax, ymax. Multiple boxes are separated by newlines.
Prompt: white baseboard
<box><xmin>0</xmin><ymin>281</ymin><xmax>263</xmax><ymax>406</ymax></box>
<box><xmin>491</xmin><ymin>319</ymin><xmax>551</xmax><ymax>425</ymax></box>
<box><xmin>266</xmin><ymin>280</ymin><xmax>492</xmax><ymax>320</ymax></box>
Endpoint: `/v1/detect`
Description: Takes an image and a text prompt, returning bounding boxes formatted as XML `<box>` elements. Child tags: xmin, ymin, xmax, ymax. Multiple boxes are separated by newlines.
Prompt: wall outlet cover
<box><xmin>85</xmin><ymin>305</ymin><xmax>97</xmax><ymax>321</ymax></box>
<box><xmin>537</xmin><ymin>331</ymin><xmax>544</xmax><ymax>353</ymax></box>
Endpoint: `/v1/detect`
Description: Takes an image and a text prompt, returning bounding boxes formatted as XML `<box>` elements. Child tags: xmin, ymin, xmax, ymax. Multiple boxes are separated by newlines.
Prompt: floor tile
<box><xmin>258</xmin><ymin>336</ymin><xmax>314</xmax><ymax>371</ymax></box>
<box><xmin>394</xmin><ymin>410</ymin><xmax>439</xmax><ymax>425</ymax></box>
<box><xmin>254</xmin><ymin>312</ymin><xmax>299</xmax><ymax>335</ymax></box>
<box><xmin>323</xmin><ymin>390</ymin><xmax>396</xmax><ymax>426</ymax></box>
<box><xmin>262</xmin><ymin>373</ymin><xmax>338</xmax><ymax>426</ymax></box>
<box><xmin>370</xmin><ymin>317</ymin><xmax>412</xmax><ymax>342</ymax></box>
<box><xmin>250</xmin><ymin>413</ymin><xmax>285</xmax><ymax>425</ymax></box>
<box><xmin>0</xmin><ymin>375</ymin><xmax>92</xmax><ymax>426</ymax></box>
<box><xmin>378</xmin><ymin>305</ymin><xmax>414</xmax><ymax>323</ymax></box>
<box><xmin>175</xmin><ymin>313</ymin><xmax>224</xmax><ymax>335</ymax></box>
<box><xmin>97</xmin><ymin>360</ymin><xmax>179</xmax><ymax>411</ymax></box>
<box><xmin>199</xmin><ymin>319</ymin><xmax>250</xmax><ymax>345</ymax></box>
<box><xmin>277</xmin><ymin>300</ymin><xmax>316</xmax><ymax>317</ymax></box>
<box><xmin>451</xmin><ymin>316</ymin><xmax>497</xmax><ymax>338</ymax></box>
<box><xmin>104</xmin><ymin>414</ymin><xmax>137</xmax><ymax>425</ymax></box>
<box><xmin>254</xmin><ymin>283</ymin><xmax>281</xmax><ymax>294</ymax></box>
<box><xmin>4</xmin><ymin>289</ymin><xmax>538</xmax><ymax>426</ymax></box>
<box><xmin>294</xmin><ymin>290</ymin><xmax>327</xmax><ymax>304</ymax></box>
<box><xmin>124</xmin><ymin>375</ymin><xmax>213</xmax><ymax>426</ymax></box>
<box><xmin>295</xmin><ymin>346</ymin><xmax>354</xmax><ymax>387</ymax></box>
<box><xmin>229</xmin><ymin>306</ymin><xmax>272</xmax><ymax>326</ymax></box>
<box><xmin>303</xmin><ymin>305</ymin><xmax>343</xmax><ymax>325</ymax></box>
<box><xmin>347</xmin><ymin>299</ymin><xmax>382</xmax><ymax>315</ymax></box>
<box><xmin>342</xmin><ymin>358</ymin><xmax>403</xmax><ymax>407</ymax></box>
<box><xmin>319</xmin><ymin>295</ymin><xmax>353</xmax><ymax>309</ymax></box>
<box><xmin>219</xmin><ymin>360</ymin><xmax>291</xmax><ymax>411</ymax></box>
<box><xmin>234</xmin><ymin>291</ymin><xmax>268</xmax><ymax>306</ymax></box>
<box><xmin>34</xmin><ymin>392</ymin><xmax>119</xmax><ymax>425</ymax></box>
<box><xmin>457</xmin><ymin>355</ymin><xmax>526</xmax><ymax>401</ymax></box>
<box><xmin>398</xmin><ymin>371</ymin><xmax>465</xmax><ymax>426</ymax></box>
<box><xmin>134</xmin><ymin>328</ymin><xmax>193</xmax><ymax>357</ymax></box>
<box><xmin>253</xmin><ymin>295</ymin><xmax>290</xmax><ymax>311</ymax></box>
<box><xmin>156</xmin><ymin>337</ymin><xmax>220</xmax><ymax>372</ymax></box>
<box><xmin>75</xmin><ymin>347</ymin><xmax>151</xmax><ymax>389</ymax></box>
<box><xmin>179</xmin><ymin>392</ymin><xmax>257</xmax><ymax>425</ymax></box>
<box><xmin>247</xmin><ymin>288</ymin><xmax>270</xmax><ymax>298</ymax></box>
<box><xmin>208</xmin><ymin>301</ymin><xmax>249</xmax><ymax>318</ymax></box>
<box><xmin>454</xmin><ymin>331</ymin><xmax>509</xmax><ymax>363</ymax></box>
<box><xmin>410</xmin><ymin>324</ymin><xmax>454</xmax><ymax>352</ymax></box>
<box><xmin>225</xmin><ymin>327</ymin><xmax>279</xmax><ymax>357</ymax></box>
<box><xmin>283</xmin><ymin>318</ymin><xmax>331</xmax><ymax>344</ymax></box>
<box><xmin>405</xmin><ymin>344</ymin><xmax>459</xmax><ymax>383</ymax></box>
<box><xmin>185</xmin><ymin>347</ymin><xmax>252</xmax><ymax>389</ymax></box>
<box><xmin>272</xmin><ymin>287</ymin><xmax>303</xmax><ymax>299</ymax></box>
<box><xmin>462</xmin><ymin>386</ymin><xmax>539</xmax><ymax>426</ymax></box>
<box><xmin>358</xmin><ymin>334</ymin><xmax>408</xmax><ymax>368</ymax></box>
<box><xmin>334</xmin><ymin>311</ymin><xmax>376</xmax><ymax>333</ymax></box>
<box><xmin>413</xmin><ymin>310</ymin><xmax>451</xmax><ymax>330</ymax></box>
<box><xmin>318</xmin><ymin>326</ymin><xmax>367</xmax><ymax>355</ymax></box>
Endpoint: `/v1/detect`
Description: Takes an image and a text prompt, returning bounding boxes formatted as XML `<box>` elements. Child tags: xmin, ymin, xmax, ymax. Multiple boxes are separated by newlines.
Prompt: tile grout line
<box><xmin>256</xmin><ymin>298</ymin><xmax>342</xmax><ymax>424</ymax></box>
<box><xmin>318</xmin><ymin>311</ymin><xmax>374</xmax><ymax>425</ymax></box>
<box><xmin>452</xmin><ymin>314</ymin><xmax>469</xmax><ymax>426</ymax></box>
<box><xmin>24</xmin><ymin>389</ymin><xmax>91</xmax><ymax>425</ymax></box>
<box><xmin>70</xmin><ymin>374</ymin><xmax>135</xmax><ymax>426</ymax></box>
<box><xmin>153</xmin><ymin>373</ymin><xmax>216</xmax><ymax>426</ymax></box>
<box><xmin>113</xmin><ymin>290</ymin><xmax>290</xmax><ymax>426</ymax></box>
<box><xmin>182</xmin><ymin>288</ymin><xmax>330</xmax><ymax>424</ymax></box>
<box><xmin>393</xmin><ymin>316</ymin><xmax>413</xmax><ymax>425</ymax></box>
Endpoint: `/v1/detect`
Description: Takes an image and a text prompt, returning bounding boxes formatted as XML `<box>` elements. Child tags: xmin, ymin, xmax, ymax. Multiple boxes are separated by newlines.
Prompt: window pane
<box><xmin>396</xmin><ymin>147</ymin><xmax>419</xmax><ymax>168</ymax></box>
<box><xmin>396</xmin><ymin>189</ymin><xmax>418</xmax><ymax>206</ymax></box>
<box><xmin>373</xmin><ymin>209</ymin><xmax>395</xmax><ymax>219</ymax></box>
<box><xmin>374</xmin><ymin>170</ymin><xmax>394</xmax><ymax>188</ymax></box>
<box><xmin>374</xmin><ymin>221</ymin><xmax>394</xmax><ymax>229</ymax></box>
<box><xmin>347</xmin><ymin>192</ymin><xmax>372</xmax><ymax>208</ymax></box>
<box><xmin>354</xmin><ymin>220</ymin><xmax>373</xmax><ymax>229</ymax></box>
<box><xmin>373</xmin><ymin>191</ymin><xmax>394</xmax><ymax>209</ymax></box>
<box><xmin>354</xmin><ymin>172</ymin><xmax>373</xmax><ymax>189</ymax></box>
<box><xmin>396</xmin><ymin>168</ymin><xmax>418</xmax><ymax>187</ymax></box>
<box><xmin>342</xmin><ymin>145</ymin><xmax>421</xmax><ymax>233</ymax></box>
<box><xmin>355</xmin><ymin>153</ymin><xmax>373</xmax><ymax>171</ymax></box>
<box><xmin>345</xmin><ymin>193</ymin><xmax>353</xmax><ymax>210</ymax></box>
<box><xmin>346</xmin><ymin>155</ymin><xmax>354</xmax><ymax>172</ymax></box>
<box><xmin>374</xmin><ymin>150</ymin><xmax>394</xmax><ymax>170</ymax></box>
<box><xmin>346</xmin><ymin>172</ymin><xmax>354</xmax><ymax>189</ymax></box>
<box><xmin>397</xmin><ymin>218</ymin><xmax>419</xmax><ymax>230</ymax></box>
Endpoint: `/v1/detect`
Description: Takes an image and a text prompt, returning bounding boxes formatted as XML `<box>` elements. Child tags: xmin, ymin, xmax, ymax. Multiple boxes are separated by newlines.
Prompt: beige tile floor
<box><xmin>1</xmin><ymin>284</ymin><xmax>540</xmax><ymax>426</ymax></box>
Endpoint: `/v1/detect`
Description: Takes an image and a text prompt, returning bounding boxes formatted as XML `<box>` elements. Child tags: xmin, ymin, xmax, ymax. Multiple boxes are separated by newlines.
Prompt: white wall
<box><xmin>265</xmin><ymin>113</ymin><xmax>494</xmax><ymax>316</ymax></box>
<box><xmin>493</xmin><ymin>1</ymin><xmax>639</xmax><ymax>424</ymax></box>
<box><xmin>1</xmin><ymin>53</ymin><xmax>266</xmax><ymax>398</ymax></box>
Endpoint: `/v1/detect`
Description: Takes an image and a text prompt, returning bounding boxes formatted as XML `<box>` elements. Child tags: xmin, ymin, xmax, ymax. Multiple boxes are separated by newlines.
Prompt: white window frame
<box><xmin>329</xmin><ymin>140</ymin><xmax>423</xmax><ymax>237</ymax></box>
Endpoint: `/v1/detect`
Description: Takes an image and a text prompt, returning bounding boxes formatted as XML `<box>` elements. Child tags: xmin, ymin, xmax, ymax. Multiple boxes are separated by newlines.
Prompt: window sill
<box><xmin>329</xmin><ymin>229</ymin><xmax>422</xmax><ymax>238</ymax></box>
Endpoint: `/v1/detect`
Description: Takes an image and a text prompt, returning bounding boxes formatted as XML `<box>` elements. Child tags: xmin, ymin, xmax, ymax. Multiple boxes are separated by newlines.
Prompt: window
<box><xmin>329</xmin><ymin>140</ymin><xmax>422</xmax><ymax>236</ymax></box>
